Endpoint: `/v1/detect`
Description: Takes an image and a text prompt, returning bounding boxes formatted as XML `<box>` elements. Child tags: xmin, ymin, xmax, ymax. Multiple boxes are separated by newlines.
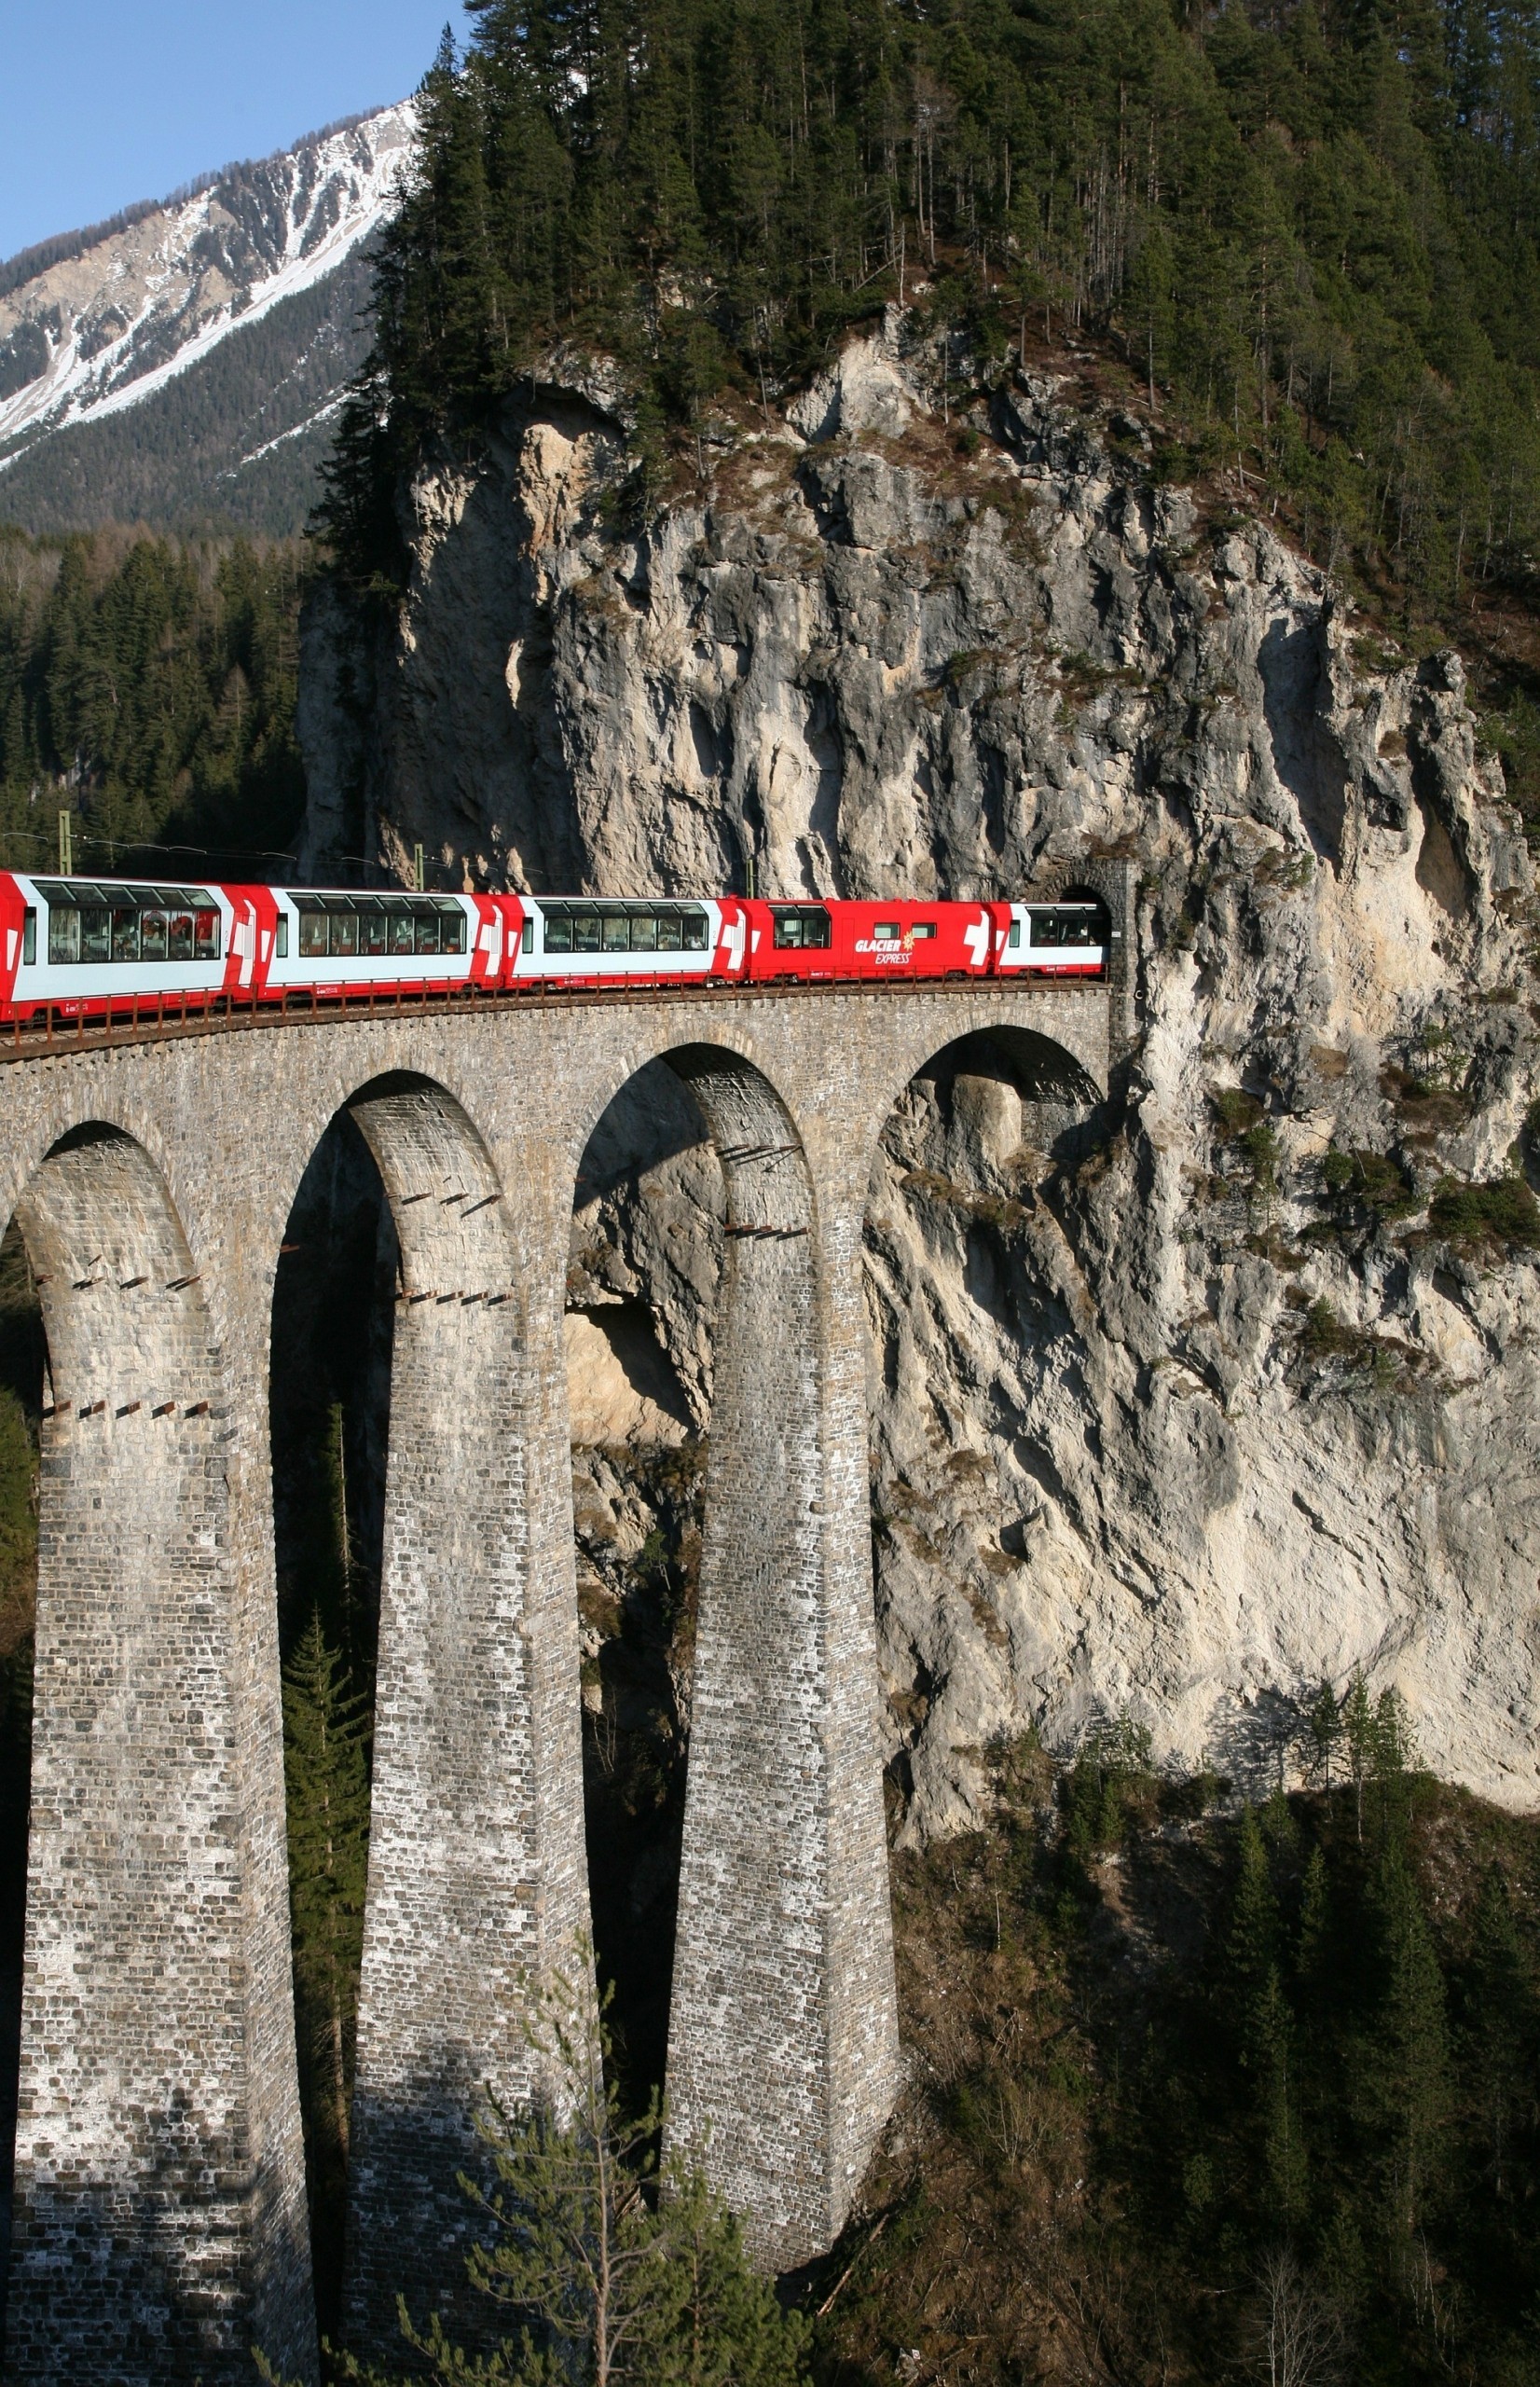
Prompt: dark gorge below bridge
<box><xmin>0</xmin><ymin>964</ymin><xmax>1116</xmax><ymax>2381</ymax></box>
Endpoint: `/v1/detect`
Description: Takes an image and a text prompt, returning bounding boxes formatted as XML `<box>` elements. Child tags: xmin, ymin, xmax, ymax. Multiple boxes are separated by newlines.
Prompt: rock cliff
<box><xmin>299</xmin><ymin>314</ymin><xmax>1540</xmax><ymax>1833</ymax></box>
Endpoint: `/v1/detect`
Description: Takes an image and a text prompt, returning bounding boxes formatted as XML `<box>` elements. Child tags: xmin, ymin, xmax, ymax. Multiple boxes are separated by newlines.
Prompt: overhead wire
<box><xmin>0</xmin><ymin>821</ymin><xmax>300</xmax><ymax>866</ymax></box>
<box><xmin>0</xmin><ymin>822</ymin><xmax>459</xmax><ymax>884</ymax></box>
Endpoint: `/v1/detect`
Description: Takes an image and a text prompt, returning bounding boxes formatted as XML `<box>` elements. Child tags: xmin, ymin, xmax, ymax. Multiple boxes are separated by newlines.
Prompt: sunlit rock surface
<box><xmin>300</xmin><ymin>317</ymin><xmax>1540</xmax><ymax>1828</ymax></box>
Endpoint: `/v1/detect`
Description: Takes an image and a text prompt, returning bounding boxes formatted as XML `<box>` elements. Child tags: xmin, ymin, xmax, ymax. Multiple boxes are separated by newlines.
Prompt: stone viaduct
<box><xmin>0</xmin><ymin>922</ymin><xmax>1123</xmax><ymax>2381</ymax></box>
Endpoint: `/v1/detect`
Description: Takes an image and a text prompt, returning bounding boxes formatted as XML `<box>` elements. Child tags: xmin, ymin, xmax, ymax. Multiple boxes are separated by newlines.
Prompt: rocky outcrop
<box><xmin>299</xmin><ymin>314</ymin><xmax>1540</xmax><ymax>1829</ymax></box>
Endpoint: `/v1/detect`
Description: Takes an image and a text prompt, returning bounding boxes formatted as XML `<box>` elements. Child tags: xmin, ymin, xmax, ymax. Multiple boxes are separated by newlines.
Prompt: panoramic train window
<box><xmin>290</xmin><ymin>896</ymin><xmax>467</xmax><ymax>959</ymax></box>
<box><xmin>540</xmin><ymin>904</ymin><xmax>709</xmax><ymax>954</ymax></box>
<box><xmin>771</xmin><ymin>906</ymin><xmax>832</xmax><ymax>949</ymax></box>
<box><xmin>1026</xmin><ymin>904</ymin><xmax>1106</xmax><ymax>949</ymax></box>
<box><xmin>37</xmin><ymin>881</ymin><xmax>222</xmax><ymax>966</ymax></box>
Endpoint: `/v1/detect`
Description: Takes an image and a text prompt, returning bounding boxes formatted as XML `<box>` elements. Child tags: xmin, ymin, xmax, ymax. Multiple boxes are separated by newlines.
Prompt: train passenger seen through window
<box><xmin>1026</xmin><ymin>904</ymin><xmax>1107</xmax><ymax>948</ymax></box>
<box><xmin>40</xmin><ymin>881</ymin><xmax>222</xmax><ymax>965</ymax></box>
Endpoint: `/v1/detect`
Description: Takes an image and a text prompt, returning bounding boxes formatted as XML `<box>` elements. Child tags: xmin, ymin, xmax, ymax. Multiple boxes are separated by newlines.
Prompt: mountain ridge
<box><xmin>0</xmin><ymin>103</ymin><xmax>416</xmax><ymax>536</ymax></box>
<box><xmin>0</xmin><ymin>107</ymin><xmax>388</xmax><ymax>302</ymax></box>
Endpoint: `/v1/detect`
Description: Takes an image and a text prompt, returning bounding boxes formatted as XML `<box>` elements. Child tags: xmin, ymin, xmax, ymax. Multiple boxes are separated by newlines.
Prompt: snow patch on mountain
<box><xmin>0</xmin><ymin>103</ymin><xmax>416</xmax><ymax>465</ymax></box>
<box><xmin>229</xmin><ymin>394</ymin><xmax>347</xmax><ymax>476</ymax></box>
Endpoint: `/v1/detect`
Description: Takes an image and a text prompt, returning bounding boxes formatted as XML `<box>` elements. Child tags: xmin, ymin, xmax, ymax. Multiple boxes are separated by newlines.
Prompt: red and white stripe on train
<box><xmin>0</xmin><ymin>875</ymin><xmax>1112</xmax><ymax>1022</ymax></box>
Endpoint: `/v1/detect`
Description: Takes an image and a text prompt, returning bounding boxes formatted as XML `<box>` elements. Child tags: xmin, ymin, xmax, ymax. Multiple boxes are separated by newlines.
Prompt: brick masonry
<box><xmin>0</xmin><ymin>969</ymin><xmax>1112</xmax><ymax>2380</ymax></box>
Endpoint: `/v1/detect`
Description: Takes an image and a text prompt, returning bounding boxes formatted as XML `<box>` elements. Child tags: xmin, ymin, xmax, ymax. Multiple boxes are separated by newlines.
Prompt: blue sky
<box><xmin>0</xmin><ymin>1</ymin><xmax>472</xmax><ymax>264</ymax></box>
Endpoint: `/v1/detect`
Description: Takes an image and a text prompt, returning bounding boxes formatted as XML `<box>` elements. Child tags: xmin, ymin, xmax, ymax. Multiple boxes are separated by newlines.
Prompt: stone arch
<box><xmin>654</xmin><ymin>1044</ymin><xmax>830</xmax><ymax>2254</ymax></box>
<box><xmin>308</xmin><ymin>1073</ymin><xmax>588</xmax><ymax>2366</ymax></box>
<box><xmin>567</xmin><ymin>1036</ymin><xmax>900</xmax><ymax>2268</ymax></box>
<box><xmin>882</xmin><ymin>1023</ymin><xmax>1103</xmax><ymax>1194</ymax></box>
<box><xmin>562</xmin><ymin>1055</ymin><xmax>716</xmax><ymax>2117</ymax></box>
<box><xmin>266</xmin><ymin>1097</ymin><xmax>397</xmax><ymax>2353</ymax></box>
<box><xmin>557</xmin><ymin>1019</ymin><xmax>773</xmax><ymax>1204</ymax></box>
<box><xmin>3</xmin><ymin>1122</ymin><xmax>314</xmax><ymax>2384</ymax></box>
<box><xmin>860</xmin><ymin>1017</ymin><xmax>1106</xmax><ymax>1848</ymax></box>
<box><xmin>859</xmin><ymin>1013</ymin><xmax>1106</xmax><ymax>1184</ymax></box>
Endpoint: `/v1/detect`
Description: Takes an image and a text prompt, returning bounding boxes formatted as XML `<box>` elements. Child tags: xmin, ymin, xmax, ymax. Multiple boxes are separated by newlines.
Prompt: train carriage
<box><xmin>996</xmin><ymin>893</ymin><xmax>1112</xmax><ymax>976</ymax></box>
<box><xmin>264</xmin><ymin>888</ymin><xmax>506</xmax><ymax>999</ymax></box>
<box><xmin>739</xmin><ymin>898</ymin><xmax>997</xmax><ymax>981</ymax></box>
<box><xmin>508</xmin><ymin>896</ymin><xmax>748</xmax><ymax>986</ymax></box>
<box><xmin>0</xmin><ymin>874</ymin><xmax>248</xmax><ymax>1021</ymax></box>
<box><xmin>0</xmin><ymin>870</ymin><xmax>1108</xmax><ymax>1025</ymax></box>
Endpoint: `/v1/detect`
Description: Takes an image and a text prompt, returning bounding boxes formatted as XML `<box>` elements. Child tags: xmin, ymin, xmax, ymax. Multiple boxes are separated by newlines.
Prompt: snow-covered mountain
<box><xmin>0</xmin><ymin>104</ymin><xmax>416</xmax><ymax>535</ymax></box>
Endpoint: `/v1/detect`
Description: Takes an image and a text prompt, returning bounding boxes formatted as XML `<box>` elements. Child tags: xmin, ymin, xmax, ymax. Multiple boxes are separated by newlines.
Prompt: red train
<box><xmin>0</xmin><ymin>874</ymin><xmax>1111</xmax><ymax>1023</ymax></box>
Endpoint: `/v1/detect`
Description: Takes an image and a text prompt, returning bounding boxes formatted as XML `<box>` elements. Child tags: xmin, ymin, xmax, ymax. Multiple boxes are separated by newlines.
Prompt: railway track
<box><xmin>0</xmin><ymin>968</ymin><xmax>1105</xmax><ymax>1065</ymax></box>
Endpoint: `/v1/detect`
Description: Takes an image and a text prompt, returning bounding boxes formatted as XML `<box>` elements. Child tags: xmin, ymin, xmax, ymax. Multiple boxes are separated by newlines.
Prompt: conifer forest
<box><xmin>325</xmin><ymin>0</ymin><xmax>1540</xmax><ymax>655</ymax></box>
<box><xmin>0</xmin><ymin>529</ymin><xmax>308</xmax><ymax>882</ymax></box>
<box><xmin>3</xmin><ymin>3</ymin><xmax>1540</xmax><ymax>2382</ymax></box>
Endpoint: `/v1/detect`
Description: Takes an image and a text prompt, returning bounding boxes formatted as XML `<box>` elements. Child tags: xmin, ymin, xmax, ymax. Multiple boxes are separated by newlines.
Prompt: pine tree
<box><xmin>1304</xmin><ymin>1679</ymin><xmax>1341</xmax><ymax>1793</ymax></box>
<box><xmin>1253</xmin><ymin>1963</ymin><xmax>1309</xmax><ymax>2229</ymax></box>
<box><xmin>1228</xmin><ymin>1805</ymin><xmax>1281</xmax><ymax>2008</ymax></box>
<box><xmin>1296</xmin><ymin>1843</ymin><xmax>1330</xmax><ymax>2004</ymax></box>
<box><xmin>1367</xmin><ymin>1684</ymin><xmax>1416</xmax><ymax>1849</ymax></box>
<box><xmin>1361</xmin><ymin>1846</ymin><xmax>1451</xmax><ymax>2242</ymax></box>
<box><xmin>1462</xmin><ymin>1862</ymin><xmax>1535</xmax><ymax>2201</ymax></box>
<box><xmin>1227</xmin><ymin>1808</ymin><xmax>1306</xmax><ymax>2228</ymax></box>
<box><xmin>641</xmin><ymin>2161</ymin><xmax>806</xmax><ymax>2387</ymax></box>
<box><xmin>1341</xmin><ymin>1672</ymin><xmax>1375</xmax><ymax>1847</ymax></box>
<box><xmin>352</xmin><ymin>1961</ymin><xmax>808</xmax><ymax>2387</ymax></box>
<box><xmin>282</xmin><ymin>1608</ymin><xmax>372</xmax><ymax>2159</ymax></box>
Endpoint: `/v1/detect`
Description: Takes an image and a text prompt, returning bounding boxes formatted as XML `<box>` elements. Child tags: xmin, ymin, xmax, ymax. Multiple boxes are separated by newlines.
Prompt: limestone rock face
<box><xmin>299</xmin><ymin>321</ymin><xmax>1540</xmax><ymax>1831</ymax></box>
